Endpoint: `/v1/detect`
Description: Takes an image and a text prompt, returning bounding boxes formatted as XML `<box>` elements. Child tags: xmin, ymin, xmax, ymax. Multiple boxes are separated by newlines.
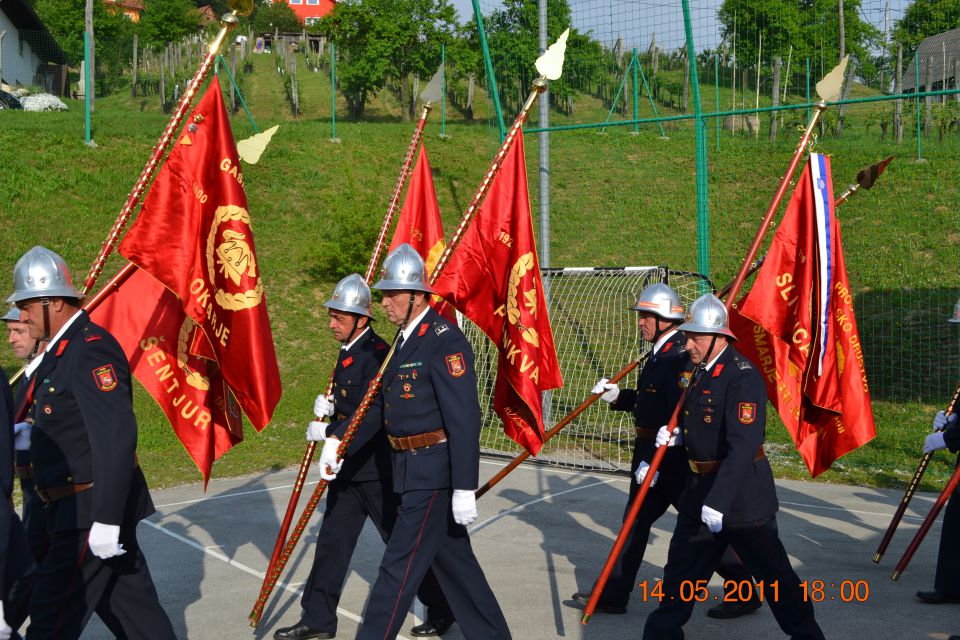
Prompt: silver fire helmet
<box><xmin>324</xmin><ymin>273</ymin><xmax>374</xmax><ymax>318</ymax></box>
<box><xmin>1</xmin><ymin>305</ymin><xmax>21</xmax><ymax>323</ymax></box>
<box><xmin>7</xmin><ymin>246</ymin><xmax>82</xmax><ymax>304</ymax></box>
<box><xmin>677</xmin><ymin>293</ymin><xmax>737</xmax><ymax>340</ymax></box>
<box><xmin>630</xmin><ymin>283</ymin><xmax>684</xmax><ymax>320</ymax></box>
<box><xmin>372</xmin><ymin>243</ymin><xmax>433</xmax><ymax>293</ymax></box>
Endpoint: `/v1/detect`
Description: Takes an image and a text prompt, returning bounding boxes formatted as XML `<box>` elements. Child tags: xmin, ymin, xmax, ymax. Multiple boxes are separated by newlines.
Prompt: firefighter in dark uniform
<box><xmin>6</xmin><ymin>246</ymin><xmax>175</xmax><ymax>640</ymax></box>
<box><xmin>324</xmin><ymin>245</ymin><xmax>511</xmax><ymax>640</ymax></box>
<box><xmin>274</xmin><ymin>274</ymin><xmax>453</xmax><ymax>640</ymax></box>
<box><xmin>3</xmin><ymin>306</ymin><xmax>46</xmax><ymax>562</ymax></box>
<box><xmin>642</xmin><ymin>293</ymin><xmax>824</xmax><ymax>640</ymax></box>
<box><xmin>917</xmin><ymin>406</ymin><xmax>960</xmax><ymax>607</ymax></box>
<box><xmin>1</xmin><ymin>358</ymin><xmax>34</xmax><ymax>640</ymax></box>
<box><xmin>572</xmin><ymin>284</ymin><xmax>760</xmax><ymax>619</ymax></box>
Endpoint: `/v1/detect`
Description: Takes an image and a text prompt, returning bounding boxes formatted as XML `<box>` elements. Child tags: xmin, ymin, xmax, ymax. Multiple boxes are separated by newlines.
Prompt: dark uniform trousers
<box><xmin>599</xmin><ymin>333</ymin><xmax>753</xmax><ymax>608</ymax></box>
<box><xmin>643</xmin><ymin>346</ymin><xmax>823</xmax><ymax>640</ymax></box>
<box><xmin>2</xmin><ymin>366</ymin><xmax>35</xmax><ymax>638</ymax></box>
<box><xmin>24</xmin><ymin>313</ymin><xmax>174</xmax><ymax>640</ymax></box>
<box><xmin>300</xmin><ymin>329</ymin><xmax>450</xmax><ymax>633</ymax></box>
<box><xmin>339</xmin><ymin>309</ymin><xmax>510</xmax><ymax>640</ymax></box>
<box><xmin>935</xmin><ymin>425</ymin><xmax>960</xmax><ymax>596</ymax></box>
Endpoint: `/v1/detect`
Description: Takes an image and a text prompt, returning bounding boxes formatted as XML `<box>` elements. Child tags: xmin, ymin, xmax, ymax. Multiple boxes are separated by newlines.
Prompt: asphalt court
<box><xmin>76</xmin><ymin>458</ymin><xmax>956</xmax><ymax>639</ymax></box>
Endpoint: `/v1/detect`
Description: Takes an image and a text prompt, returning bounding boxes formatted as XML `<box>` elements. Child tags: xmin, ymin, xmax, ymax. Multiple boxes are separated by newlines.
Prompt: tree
<box><xmin>33</xmin><ymin>0</ymin><xmax>133</xmax><ymax>66</ymax></box>
<box><xmin>717</xmin><ymin>0</ymin><xmax>881</xmax><ymax>83</ymax></box>
<box><xmin>250</xmin><ymin>1</ymin><xmax>302</xmax><ymax>35</ymax></box>
<box><xmin>138</xmin><ymin>0</ymin><xmax>202</xmax><ymax>48</ymax></box>
<box><xmin>315</xmin><ymin>0</ymin><xmax>457</xmax><ymax>119</ymax></box>
<box><xmin>485</xmin><ymin>0</ymin><xmax>577</xmax><ymax>115</ymax></box>
<box><xmin>893</xmin><ymin>0</ymin><xmax>960</xmax><ymax>61</ymax></box>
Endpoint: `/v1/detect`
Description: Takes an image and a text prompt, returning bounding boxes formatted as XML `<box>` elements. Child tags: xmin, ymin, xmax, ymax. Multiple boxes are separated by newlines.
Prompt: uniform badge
<box><xmin>738</xmin><ymin>402</ymin><xmax>756</xmax><ymax>424</ymax></box>
<box><xmin>737</xmin><ymin>360</ymin><xmax>752</xmax><ymax>370</ymax></box>
<box><xmin>680</xmin><ymin>371</ymin><xmax>693</xmax><ymax>388</ymax></box>
<box><xmin>342</xmin><ymin>356</ymin><xmax>354</xmax><ymax>368</ymax></box>
<box><xmin>435</xmin><ymin>324</ymin><xmax>449</xmax><ymax>336</ymax></box>
<box><xmin>662</xmin><ymin>342</ymin><xmax>673</xmax><ymax>353</ymax></box>
<box><xmin>93</xmin><ymin>364</ymin><xmax>118</xmax><ymax>391</ymax></box>
<box><xmin>418</xmin><ymin>323</ymin><xmax>430</xmax><ymax>337</ymax></box>
<box><xmin>712</xmin><ymin>364</ymin><xmax>725</xmax><ymax>378</ymax></box>
<box><xmin>403</xmin><ymin>382</ymin><xmax>413</xmax><ymax>392</ymax></box>
<box><xmin>84</xmin><ymin>333</ymin><xmax>102</xmax><ymax>342</ymax></box>
<box><xmin>43</xmin><ymin>405</ymin><xmax>52</xmax><ymax>415</ymax></box>
<box><xmin>341</xmin><ymin>389</ymin><xmax>348</xmax><ymax>397</ymax></box>
<box><xmin>446</xmin><ymin>353</ymin><xmax>466</xmax><ymax>377</ymax></box>
<box><xmin>704</xmin><ymin>415</ymin><xmax>712</xmax><ymax>423</ymax></box>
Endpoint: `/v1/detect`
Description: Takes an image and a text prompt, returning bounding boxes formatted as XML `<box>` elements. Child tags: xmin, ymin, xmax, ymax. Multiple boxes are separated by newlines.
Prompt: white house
<box><xmin>0</xmin><ymin>0</ymin><xmax>67</xmax><ymax>93</ymax></box>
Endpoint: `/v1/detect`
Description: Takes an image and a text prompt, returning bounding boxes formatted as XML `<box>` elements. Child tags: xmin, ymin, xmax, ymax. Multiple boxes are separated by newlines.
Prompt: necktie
<box><xmin>396</xmin><ymin>333</ymin><xmax>405</xmax><ymax>351</ymax></box>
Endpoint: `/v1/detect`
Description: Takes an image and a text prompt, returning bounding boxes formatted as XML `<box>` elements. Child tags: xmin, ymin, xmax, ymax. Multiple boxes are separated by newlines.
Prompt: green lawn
<box><xmin>0</xmin><ymin>72</ymin><xmax>957</xmax><ymax>494</ymax></box>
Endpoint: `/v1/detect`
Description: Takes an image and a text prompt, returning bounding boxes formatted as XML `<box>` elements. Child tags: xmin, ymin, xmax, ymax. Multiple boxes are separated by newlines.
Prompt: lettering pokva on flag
<box><xmin>119</xmin><ymin>76</ymin><xmax>281</xmax><ymax>433</ymax></box>
<box><xmin>729</xmin><ymin>153</ymin><xmax>875</xmax><ymax>477</ymax></box>
<box><xmin>388</xmin><ymin>143</ymin><xmax>455</xmax><ymax>322</ymax></box>
<box><xmin>433</xmin><ymin>134</ymin><xmax>562</xmax><ymax>455</ymax></box>
<box><xmin>90</xmin><ymin>267</ymin><xmax>242</xmax><ymax>484</ymax></box>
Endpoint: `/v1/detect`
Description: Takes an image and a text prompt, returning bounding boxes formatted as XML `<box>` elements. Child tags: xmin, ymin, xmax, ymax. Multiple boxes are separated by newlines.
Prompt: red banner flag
<box><xmin>729</xmin><ymin>153</ymin><xmax>876</xmax><ymax>476</ymax></box>
<box><xmin>433</xmin><ymin>135</ymin><xmax>563</xmax><ymax>454</ymax></box>
<box><xmin>90</xmin><ymin>267</ymin><xmax>243</xmax><ymax>484</ymax></box>
<box><xmin>389</xmin><ymin>143</ymin><xmax>455</xmax><ymax>321</ymax></box>
<box><xmin>119</xmin><ymin>77</ymin><xmax>281</xmax><ymax>430</ymax></box>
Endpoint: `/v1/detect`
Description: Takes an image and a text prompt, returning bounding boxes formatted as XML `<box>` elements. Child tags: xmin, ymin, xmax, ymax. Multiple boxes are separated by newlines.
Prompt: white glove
<box><xmin>924</xmin><ymin>431</ymin><xmax>947</xmax><ymax>455</ymax></box>
<box><xmin>452</xmin><ymin>489</ymin><xmax>478</xmax><ymax>526</ymax></box>
<box><xmin>591</xmin><ymin>378</ymin><xmax>620</xmax><ymax>404</ymax></box>
<box><xmin>13</xmin><ymin>421</ymin><xmax>30</xmax><ymax>451</ymax></box>
<box><xmin>313</xmin><ymin>394</ymin><xmax>335</xmax><ymax>418</ymax></box>
<box><xmin>306</xmin><ymin>420</ymin><xmax>329</xmax><ymax>442</ymax></box>
<box><xmin>88</xmin><ymin>522</ymin><xmax>126</xmax><ymax>559</ymax></box>
<box><xmin>634</xmin><ymin>461</ymin><xmax>659</xmax><ymax>487</ymax></box>
<box><xmin>318</xmin><ymin>437</ymin><xmax>343</xmax><ymax>481</ymax></box>
<box><xmin>655</xmin><ymin>425</ymin><xmax>681</xmax><ymax>448</ymax></box>
<box><xmin>701</xmin><ymin>505</ymin><xmax>724</xmax><ymax>533</ymax></box>
<box><xmin>933</xmin><ymin>411</ymin><xmax>958</xmax><ymax>431</ymax></box>
<box><xmin>0</xmin><ymin>601</ymin><xmax>11</xmax><ymax>640</ymax></box>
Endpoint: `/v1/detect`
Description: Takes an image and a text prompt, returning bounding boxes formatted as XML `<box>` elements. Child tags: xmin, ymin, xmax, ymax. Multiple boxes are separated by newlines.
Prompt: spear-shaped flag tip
<box><xmin>237</xmin><ymin>124</ymin><xmax>279</xmax><ymax>165</ymax></box>
<box><xmin>816</xmin><ymin>55</ymin><xmax>849</xmax><ymax>103</ymax></box>
<box><xmin>856</xmin><ymin>155</ymin><xmax>893</xmax><ymax>190</ymax></box>
<box><xmin>420</xmin><ymin>63</ymin><xmax>444</xmax><ymax>105</ymax></box>
<box><xmin>535</xmin><ymin>28</ymin><xmax>570</xmax><ymax>81</ymax></box>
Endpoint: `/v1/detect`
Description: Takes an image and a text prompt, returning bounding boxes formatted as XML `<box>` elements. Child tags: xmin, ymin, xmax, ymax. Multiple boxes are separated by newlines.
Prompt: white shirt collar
<box><xmin>342</xmin><ymin>326</ymin><xmax>370</xmax><ymax>352</ymax></box>
<box><xmin>702</xmin><ymin>344</ymin><xmax>728</xmax><ymax>373</ymax></box>
<box><xmin>653</xmin><ymin>328</ymin><xmax>679</xmax><ymax>355</ymax></box>
<box><xmin>26</xmin><ymin>310</ymin><xmax>83</xmax><ymax>377</ymax></box>
<box><xmin>400</xmin><ymin>306</ymin><xmax>432</xmax><ymax>344</ymax></box>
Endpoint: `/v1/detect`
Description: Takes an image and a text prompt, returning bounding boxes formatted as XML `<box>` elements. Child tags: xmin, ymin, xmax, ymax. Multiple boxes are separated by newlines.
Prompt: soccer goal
<box><xmin>462</xmin><ymin>266</ymin><xmax>714</xmax><ymax>474</ymax></box>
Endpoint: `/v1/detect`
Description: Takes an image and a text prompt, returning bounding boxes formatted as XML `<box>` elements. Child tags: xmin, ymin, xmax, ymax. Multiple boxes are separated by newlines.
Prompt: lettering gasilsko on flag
<box><xmin>90</xmin><ymin>267</ymin><xmax>242</xmax><ymax>484</ymax></box>
<box><xmin>118</xmin><ymin>77</ymin><xmax>281</xmax><ymax>440</ymax></box>
<box><xmin>388</xmin><ymin>143</ymin><xmax>456</xmax><ymax>322</ymax></box>
<box><xmin>729</xmin><ymin>153</ymin><xmax>876</xmax><ymax>477</ymax></box>
<box><xmin>433</xmin><ymin>135</ymin><xmax>563</xmax><ymax>455</ymax></box>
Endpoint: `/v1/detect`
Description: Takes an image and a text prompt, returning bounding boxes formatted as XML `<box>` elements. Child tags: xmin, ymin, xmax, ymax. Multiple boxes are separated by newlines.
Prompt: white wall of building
<box><xmin>0</xmin><ymin>10</ymin><xmax>41</xmax><ymax>88</ymax></box>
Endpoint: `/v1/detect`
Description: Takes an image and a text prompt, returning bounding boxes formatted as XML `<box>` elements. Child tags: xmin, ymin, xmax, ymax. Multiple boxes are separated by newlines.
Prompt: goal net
<box><xmin>463</xmin><ymin>266</ymin><xmax>713</xmax><ymax>474</ymax></box>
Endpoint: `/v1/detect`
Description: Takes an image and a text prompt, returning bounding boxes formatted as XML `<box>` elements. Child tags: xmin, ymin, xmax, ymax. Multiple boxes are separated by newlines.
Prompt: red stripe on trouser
<box><xmin>382</xmin><ymin>490</ymin><xmax>440</xmax><ymax>640</ymax></box>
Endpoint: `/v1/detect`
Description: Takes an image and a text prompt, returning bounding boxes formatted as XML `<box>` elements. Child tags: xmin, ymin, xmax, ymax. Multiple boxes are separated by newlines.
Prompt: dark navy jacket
<box><xmin>327</xmin><ymin>328</ymin><xmax>392</xmax><ymax>483</ymax></box>
<box><xmin>337</xmin><ymin>308</ymin><xmax>481</xmax><ymax>493</ymax></box>
<box><xmin>1</xmin><ymin>365</ymin><xmax>32</xmax><ymax>597</ymax></box>
<box><xmin>29</xmin><ymin>312</ymin><xmax>155</xmax><ymax>533</ymax></box>
<box><xmin>677</xmin><ymin>345</ymin><xmax>779</xmax><ymax>524</ymax></box>
<box><xmin>610</xmin><ymin>330</ymin><xmax>691</xmax><ymax>470</ymax></box>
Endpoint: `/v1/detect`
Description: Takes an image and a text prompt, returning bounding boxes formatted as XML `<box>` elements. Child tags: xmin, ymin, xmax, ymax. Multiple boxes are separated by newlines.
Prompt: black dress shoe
<box><xmin>273</xmin><ymin>622</ymin><xmax>335</xmax><ymax>640</ymax></box>
<box><xmin>916</xmin><ymin>590</ymin><xmax>960</xmax><ymax>604</ymax></box>
<box><xmin>409</xmin><ymin>615</ymin><xmax>455</xmax><ymax>637</ymax></box>
<box><xmin>570</xmin><ymin>591</ymin><xmax>627</xmax><ymax>614</ymax></box>
<box><xmin>706</xmin><ymin>596</ymin><xmax>763</xmax><ymax>619</ymax></box>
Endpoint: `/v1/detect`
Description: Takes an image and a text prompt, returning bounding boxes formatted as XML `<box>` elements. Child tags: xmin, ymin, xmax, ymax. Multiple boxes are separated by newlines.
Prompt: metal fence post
<box><xmin>681</xmin><ymin>0</ymin><xmax>709</xmax><ymax>279</ymax></box>
<box><xmin>472</xmin><ymin>0</ymin><xmax>506</xmax><ymax>141</ymax></box>
<box><xmin>330</xmin><ymin>42</ymin><xmax>339</xmax><ymax>143</ymax></box>
<box><xmin>915</xmin><ymin>53</ymin><xmax>921</xmax><ymax>160</ymax></box>
<box><xmin>632</xmin><ymin>48</ymin><xmax>639</xmax><ymax>134</ymax></box>
<box><xmin>715</xmin><ymin>53</ymin><xmax>720</xmax><ymax>152</ymax></box>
